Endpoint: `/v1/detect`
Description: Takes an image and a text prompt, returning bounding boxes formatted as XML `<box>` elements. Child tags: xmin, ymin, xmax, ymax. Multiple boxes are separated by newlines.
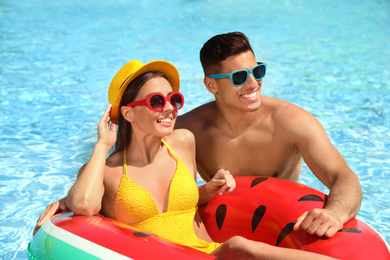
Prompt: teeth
<box><xmin>242</xmin><ymin>92</ymin><xmax>257</xmax><ymax>98</ymax></box>
<box><xmin>158</xmin><ymin>118</ymin><xmax>172</xmax><ymax>123</ymax></box>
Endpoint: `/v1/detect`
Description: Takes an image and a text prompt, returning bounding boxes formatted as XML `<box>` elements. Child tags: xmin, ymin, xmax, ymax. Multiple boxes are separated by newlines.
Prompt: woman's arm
<box><xmin>66</xmin><ymin>105</ymin><xmax>117</xmax><ymax>216</ymax></box>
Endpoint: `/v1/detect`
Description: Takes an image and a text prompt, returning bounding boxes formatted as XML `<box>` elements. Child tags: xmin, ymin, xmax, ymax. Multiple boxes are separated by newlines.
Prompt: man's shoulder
<box><xmin>263</xmin><ymin>96</ymin><xmax>308</xmax><ymax>117</ymax></box>
<box><xmin>263</xmin><ymin>95</ymin><xmax>297</xmax><ymax>109</ymax></box>
<box><xmin>176</xmin><ymin>101</ymin><xmax>216</xmax><ymax>130</ymax></box>
<box><xmin>263</xmin><ymin>96</ymin><xmax>320</xmax><ymax>135</ymax></box>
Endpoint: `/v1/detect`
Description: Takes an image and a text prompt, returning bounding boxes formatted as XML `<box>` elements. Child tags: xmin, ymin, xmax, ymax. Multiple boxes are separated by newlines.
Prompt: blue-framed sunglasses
<box><xmin>208</xmin><ymin>62</ymin><xmax>267</xmax><ymax>87</ymax></box>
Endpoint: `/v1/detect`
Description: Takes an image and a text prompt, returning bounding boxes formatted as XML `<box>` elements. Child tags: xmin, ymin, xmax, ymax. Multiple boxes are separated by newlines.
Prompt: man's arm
<box><xmin>288</xmin><ymin>105</ymin><xmax>362</xmax><ymax>237</ymax></box>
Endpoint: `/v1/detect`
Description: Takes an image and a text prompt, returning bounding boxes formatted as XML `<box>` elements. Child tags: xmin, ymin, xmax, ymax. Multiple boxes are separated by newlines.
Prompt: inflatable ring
<box><xmin>28</xmin><ymin>176</ymin><xmax>390</xmax><ymax>259</ymax></box>
<box><xmin>28</xmin><ymin>213</ymin><xmax>215</xmax><ymax>259</ymax></box>
<box><xmin>199</xmin><ymin>176</ymin><xmax>390</xmax><ymax>259</ymax></box>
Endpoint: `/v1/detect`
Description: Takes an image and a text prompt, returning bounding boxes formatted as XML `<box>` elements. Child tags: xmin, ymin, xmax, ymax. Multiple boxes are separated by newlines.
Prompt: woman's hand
<box><xmin>97</xmin><ymin>105</ymin><xmax>117</xmax><ymax>152</ymax></box>
<box><xmin>198</xmin><ymin>169</ymin><xmax>236</xmax><ymax>206</ymax></box>
<box><xmin>33</xmin><ymin>197</ymin><xmax>69</xmax><ymax>235</ymax></box>
<box><xmin>208</xmin><ymin>169</ymin><xmax>236</xmax><ymax>196</ymax></box>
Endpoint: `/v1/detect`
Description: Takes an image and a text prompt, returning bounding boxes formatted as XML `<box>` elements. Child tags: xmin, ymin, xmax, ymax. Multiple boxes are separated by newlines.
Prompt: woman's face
<box><xmin>129</xmin><ymin>77</ymin><xmax>178</xmax><ymax>137</ymax></box>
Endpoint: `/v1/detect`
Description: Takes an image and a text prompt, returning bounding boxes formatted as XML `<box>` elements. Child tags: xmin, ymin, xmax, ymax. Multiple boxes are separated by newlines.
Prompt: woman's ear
<box><xmin>121</xmin><ymin>106</ymin><xmax>134</xmax><ymax>123</ymax></box>
<box><xmin>204</xmin><ymin>77</ymin><xmax>218</xmax><ymax>94</ymax></box>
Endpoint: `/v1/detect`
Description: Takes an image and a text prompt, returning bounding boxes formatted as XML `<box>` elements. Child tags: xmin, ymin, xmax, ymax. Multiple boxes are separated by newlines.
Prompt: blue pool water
<box><xmin>1</xmin><ymin>0</ymin><xmax>389</xmax><ymax>258</ymax></box>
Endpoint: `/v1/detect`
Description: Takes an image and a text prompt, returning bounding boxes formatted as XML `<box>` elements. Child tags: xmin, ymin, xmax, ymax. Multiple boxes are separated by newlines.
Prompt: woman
<box><xmin>40</xmin><ymin>60</ymin><xmax>337</xmax><ymax>259</ymax></box>
<box><xmin>66</xmin><ymin>59</ymin><xmax>232</xmax><ymax>254</ymax></box>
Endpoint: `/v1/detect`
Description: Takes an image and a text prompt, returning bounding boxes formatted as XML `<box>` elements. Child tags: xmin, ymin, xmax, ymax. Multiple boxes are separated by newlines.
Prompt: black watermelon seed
<box><xmin>338</xmin><ymin>228</ymin><xmax>362</xmax><ymax>233</ymax></box>
<box><xmin>250</xmin><ymin>177</ymin><xmax>268</xmax><ymax>188</ymax></box>
<box><xmin>276</xmin><ymin>222</ymin><xmax>295</xmax><ymax>246</ymax></box>
<box><xmin>216</xmin><ymin>204</ymin><xmax>227</xmax><ymax>231</ymax></box>
<box><xmin>298</xmin><ymin>194</ymin><xmax>324</xmax><ymax>202</ymax></box>
<box><xmin>133</xmin><ymin>231</ymin><xmax>154</xmax><ymax>237</ymax></box>
<box><xmin>252</xmin><ymin>205</ymin><xmax>266</xmax><ymax>232</ymax></box>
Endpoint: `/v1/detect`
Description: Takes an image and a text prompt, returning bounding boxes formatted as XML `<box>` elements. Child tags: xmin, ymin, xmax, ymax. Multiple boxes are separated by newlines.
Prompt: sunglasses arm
<box><xmin>127</xmin><ymin>99</ymin><xmax>147</xmax><ymax>107</ymax></box>
<box><xmin>208</xmin><ymin>73</ymin><xmax>231</xmax><ymax>79</ymax></box>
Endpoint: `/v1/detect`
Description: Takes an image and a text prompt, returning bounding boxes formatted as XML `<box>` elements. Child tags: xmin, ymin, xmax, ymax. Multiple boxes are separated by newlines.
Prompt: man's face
<box><xmin>214</xmin><ymin>51</ymin><xmax>263</xmax><ymax>112</ymax></box>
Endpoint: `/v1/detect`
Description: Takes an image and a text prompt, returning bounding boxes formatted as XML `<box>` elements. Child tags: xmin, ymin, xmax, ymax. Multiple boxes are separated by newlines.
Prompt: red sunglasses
<box><xmin>126</xmin><ymin>92</ymin><xmax>184</xmax><ymax>112</ymax></box>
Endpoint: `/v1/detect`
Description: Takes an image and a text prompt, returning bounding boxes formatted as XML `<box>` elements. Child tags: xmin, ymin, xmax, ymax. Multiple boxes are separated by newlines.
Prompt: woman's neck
<box><xmin>126</xmin><ymin>135</ymin><xmax>163</xmax><ymax>166</ymax></box>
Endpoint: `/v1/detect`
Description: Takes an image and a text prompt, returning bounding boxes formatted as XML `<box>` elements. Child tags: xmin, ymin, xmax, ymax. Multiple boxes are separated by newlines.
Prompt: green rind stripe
<box><xmin>28</xmin><ymin>227</ymin><xmax>99</xmax><ymax>260</ymax></box>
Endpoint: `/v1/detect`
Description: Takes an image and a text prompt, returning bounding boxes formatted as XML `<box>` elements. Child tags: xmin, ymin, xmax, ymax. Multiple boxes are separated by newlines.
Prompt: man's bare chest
<box><xmin>196</xmin><ymin>136</ymin><xmax>301</xmax><ymax>180</ymax></box>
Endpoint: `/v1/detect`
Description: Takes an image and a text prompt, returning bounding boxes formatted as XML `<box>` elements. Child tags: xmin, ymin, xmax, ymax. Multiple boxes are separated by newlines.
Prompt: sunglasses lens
<box><xmin>232</xmin><ymin>71</ymin><xmax>248</xmax><ymax>86</ymax></box>
<box><xmin>170</xmin><ymin>93</ymin><xmax>183</xmax><ymax>109</ymax></box>
<box><xmin>149</xmin><ymin>95</ymin><xmax>165</xmax><ymax>111</ymax></box>
<box><xmin>253</xmin><ymin>65</ymin><xmax>266</xmax><ymax>80</ymax></box>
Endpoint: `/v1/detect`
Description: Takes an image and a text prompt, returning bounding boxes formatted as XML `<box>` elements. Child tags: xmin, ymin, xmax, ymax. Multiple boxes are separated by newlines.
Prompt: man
<box><xmin>34</xmin><ymin>32</ymin><xmax>362</xmax><ymax>239</ymax></box>
<box><xmin>175</xmin><ymin>32</ymin><xmax>361</xmax><ymax>238</ymax></box>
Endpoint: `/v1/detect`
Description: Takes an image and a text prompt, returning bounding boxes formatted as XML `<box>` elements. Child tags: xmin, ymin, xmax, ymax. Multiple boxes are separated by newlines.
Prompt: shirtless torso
<box><xmin>176</xmin><ymin>96</ymin><xmax>319</xmax><ymax>182</ymax></box>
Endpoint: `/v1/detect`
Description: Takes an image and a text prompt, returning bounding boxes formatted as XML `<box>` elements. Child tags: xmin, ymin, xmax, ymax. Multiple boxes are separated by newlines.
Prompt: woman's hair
<box><xmin>200</xmin><ymin>32</ymin><xmax>254</xmax><ymax>76</ymax></box>
<box><xmin>114</xmin><ymin>71</ymin><xmax>171</xmax><ymax>153</ymax></box>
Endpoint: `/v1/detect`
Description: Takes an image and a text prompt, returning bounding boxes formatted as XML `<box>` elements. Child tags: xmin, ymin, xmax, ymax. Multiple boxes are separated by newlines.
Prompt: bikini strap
<box><xmin>123</xmin><ymin>147</ymin><xmax>128</xmax><ymax>176</ymax></box>
<box><xmin>161</xmin><ymin>139</ymin><xmax>178</xmax><ymax>161</ymax></box>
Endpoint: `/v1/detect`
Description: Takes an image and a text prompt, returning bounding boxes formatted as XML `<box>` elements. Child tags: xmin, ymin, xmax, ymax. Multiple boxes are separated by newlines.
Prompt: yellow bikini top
<box><xmin>114</xmin><ymin>140</ymin><xmax>199</xmax><ymax>225</ymax></box>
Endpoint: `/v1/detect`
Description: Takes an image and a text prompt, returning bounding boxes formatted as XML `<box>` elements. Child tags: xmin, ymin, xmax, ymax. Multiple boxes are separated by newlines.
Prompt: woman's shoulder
<box><xmin>163</xmin><ymin>129</ymin><xmax>195</xmax><ymax>155</ymax></box>
<box><xmin>105</xmin><ymin>151</ymin><xmax>123</xmax><ymax>168</ymax></box>
<box><xmin>163</xmin><ymin>129</ymin><xmax>196</xmax><ymax>172</ymax></box>
<box><xmin>165</xmin><ymin>129</ymin><xmax>195</xmax><ymax>144</ymax></box>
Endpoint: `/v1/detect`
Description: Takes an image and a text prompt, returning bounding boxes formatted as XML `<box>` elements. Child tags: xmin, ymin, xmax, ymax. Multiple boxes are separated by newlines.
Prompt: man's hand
<box><xmin>293</xmin><ymin>208</ymin><xmax>343</xmax><ymax>238</ymax></box>
<box><xmin>33</xmin><ymin>197</ymin><xmax>69</xmax><ymax>235</ymax></box>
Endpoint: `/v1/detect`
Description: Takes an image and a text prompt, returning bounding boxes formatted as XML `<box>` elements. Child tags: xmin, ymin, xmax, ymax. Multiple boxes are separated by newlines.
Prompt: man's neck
<box><xmin>214</xmin><ymin>101</ymin><xmax>262</xmax><ymax>137</ymax></box>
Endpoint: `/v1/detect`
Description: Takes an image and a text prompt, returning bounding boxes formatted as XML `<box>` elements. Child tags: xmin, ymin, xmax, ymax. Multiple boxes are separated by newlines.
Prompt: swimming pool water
<box><xmin>1</xmin><ymin>0</ymin><xmax>389</xmax><ymax>259</ymax></box>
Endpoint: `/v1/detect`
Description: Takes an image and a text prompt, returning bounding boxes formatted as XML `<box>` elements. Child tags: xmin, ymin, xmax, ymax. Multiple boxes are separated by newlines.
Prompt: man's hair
<box><xmin>200</xmin><ymin>32</ymin><xmax>254</xmax><ymax>76</ymax></box>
